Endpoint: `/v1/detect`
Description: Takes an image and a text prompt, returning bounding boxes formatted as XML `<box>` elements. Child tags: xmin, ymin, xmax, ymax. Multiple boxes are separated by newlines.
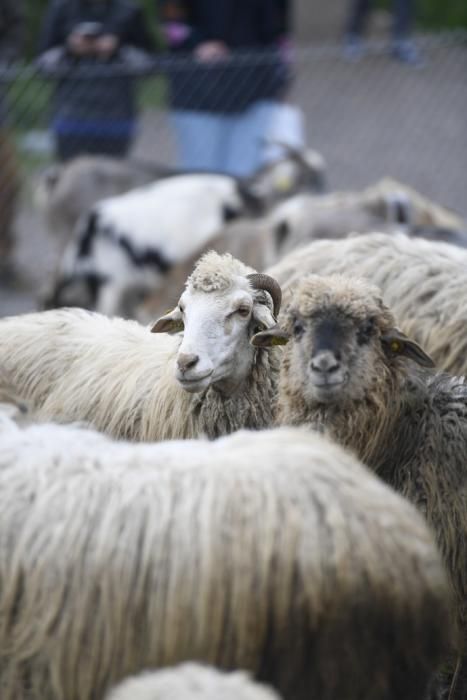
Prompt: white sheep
<box><xmin>44</xmin><ymin>173</ymin><xmax>259</xmax><ymax>316</ymax></box>
<box><xmin>0</xmin><ymin>253</ymin><xmax>283</xmax><ymax>440</ymax></box>
<box><xmin>252</xmin><ymin>273</ymin><xmax>467</xmax><ymax>700</ymax></box>
<box><xmin>0</xmin><ymin>417</ymin><xmax>450</xmax><ymax>700</ymax></box>
<box><xmin>266</xmin><ymin>231</ymin><xmax>467</xmax><ymax>376</ymax></box>
<box><xmin>105</xmin><ymin>664</ymin><xmax>282</xmax><ymax>700</ymax></box>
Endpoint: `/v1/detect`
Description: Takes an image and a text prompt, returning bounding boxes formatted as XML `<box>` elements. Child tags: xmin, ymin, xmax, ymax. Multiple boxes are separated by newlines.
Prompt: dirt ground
<box><xmin>1</xmin><ymin>36</ymin><xmax>466</xmax><ymax>317</ymax></box>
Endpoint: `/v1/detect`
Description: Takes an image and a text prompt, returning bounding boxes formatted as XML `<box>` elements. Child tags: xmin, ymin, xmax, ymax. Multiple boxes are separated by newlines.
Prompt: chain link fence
<box><xmin>0</xmin><ymin>31</ymin><xmax>466</xmax><ymax>315</ymax></box>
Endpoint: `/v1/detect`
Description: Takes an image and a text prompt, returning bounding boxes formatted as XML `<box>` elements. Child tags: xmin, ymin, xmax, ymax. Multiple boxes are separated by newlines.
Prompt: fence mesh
<box><xmin>0</xmin><ymin>31</ymin><xmax>466</xmax><ymax>316</ymax></box>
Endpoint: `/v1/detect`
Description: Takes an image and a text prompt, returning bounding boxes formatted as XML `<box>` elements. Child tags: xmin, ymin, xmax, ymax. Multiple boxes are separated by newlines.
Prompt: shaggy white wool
<box><xmin>188</xmin><ymin>251</ymin><xmax>253</xmax><ymax>294</ymax></box>
<box><xmin>105</xmin><ymin>664</ymin><xmax>282</xmax><ymax>700</ymax></box>
<box><xmin>0</xmin><ymin>421</ymin><xmax>449</xmax><ymax>700</ymax></box>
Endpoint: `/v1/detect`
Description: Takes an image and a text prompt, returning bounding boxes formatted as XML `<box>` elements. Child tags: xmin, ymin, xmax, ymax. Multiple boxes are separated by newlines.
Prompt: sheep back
<box><xmin>0</xmin><ymin>421</ymin><xmax>451</xmax><ymax>700</ymax></box>
<box><xmin>0</xmin><ymin>306</ymin><xmax>280</xmax><ymax>440</ymax></box>
<box><xmin>267</xmin><ymin>231</ymin><xmax>467</xmax><ymax>376</ymax></box>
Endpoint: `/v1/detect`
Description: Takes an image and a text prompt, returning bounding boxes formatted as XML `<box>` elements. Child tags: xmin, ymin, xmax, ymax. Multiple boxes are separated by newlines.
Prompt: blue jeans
<box><xmin>172</xmin><ymin>100</ymin><xmax>281</xmax><ymax>177</ymax></box>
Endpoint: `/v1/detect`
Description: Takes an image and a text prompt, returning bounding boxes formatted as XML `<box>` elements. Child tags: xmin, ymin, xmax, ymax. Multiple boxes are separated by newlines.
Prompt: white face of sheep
<box><xmin>151</xmin><ymin>275</ymin><xmax>281</xmax><ymax>395</ymax></box>
<box><xmin>252</xmin><ymin>275</ymin><xmax>435</xmax><ymax>406</ymax></box>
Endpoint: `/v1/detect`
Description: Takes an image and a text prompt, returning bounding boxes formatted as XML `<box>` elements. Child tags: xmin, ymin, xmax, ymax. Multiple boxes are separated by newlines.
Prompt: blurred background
<box><xmin>0</xmin><ymin>0</ymin><xmax>466</xmax><ymax>316</ymax></box>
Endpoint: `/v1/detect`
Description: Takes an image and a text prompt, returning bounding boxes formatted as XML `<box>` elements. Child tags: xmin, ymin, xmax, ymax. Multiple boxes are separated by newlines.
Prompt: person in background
<box><xmin>159</xmin><ymin>0</ymin><xmax>293</xmax><ymax>176</ymax></box>
<box><xmin>0</xmin><ymin>0</ymin><xmax>24</xmax><ymax>273</ymax></box>
<box><xmin>343</xmin><ymin>0</ymin><xmax>421</xmax><ymax>65</ymax></box>
<box><xmin>38</xmin><ymin>0</ymin><xmax>155</xmax><ymax>161</ymax></box>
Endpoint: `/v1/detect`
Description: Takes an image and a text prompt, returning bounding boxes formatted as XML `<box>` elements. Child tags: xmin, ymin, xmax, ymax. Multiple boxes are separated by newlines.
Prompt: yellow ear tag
<box><xmin>276</xmin><ymin>174</ymin><xmax>293</xmax><ymax>192</ymax></box>
<box><xmin>391</xmin><ymin>340</ymin><xmax>401</xmax><ymax>353</ymax></box>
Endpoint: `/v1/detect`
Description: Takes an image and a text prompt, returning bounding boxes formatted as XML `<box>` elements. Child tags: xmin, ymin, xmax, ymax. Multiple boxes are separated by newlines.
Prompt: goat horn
<box><xmin>247</xmin><ymin>273</ymin><xmax>282</xmax><ymax>317</ymax></box>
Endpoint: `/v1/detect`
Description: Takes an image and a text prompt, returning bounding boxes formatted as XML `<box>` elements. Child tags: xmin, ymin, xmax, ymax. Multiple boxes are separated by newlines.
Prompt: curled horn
<box><xmin>261</xmin><ymin>139</ymin><xmax>326</xmax><ymax>192</ymax></box>
<box><xmin>262</xmin><ymin>139</ymin><xmax>311</xmax><ymax>170</ymax></box>
<box><xmin>246</xmin><ymin>273</ymin><xmax>282</xmax><ymax>317</ymax></box>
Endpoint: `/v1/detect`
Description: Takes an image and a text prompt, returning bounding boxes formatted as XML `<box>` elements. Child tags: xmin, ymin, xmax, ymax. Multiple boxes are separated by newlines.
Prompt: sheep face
<box><xmin>154</xmin><ymin>282</ymin><xmax>275</xmax><ymax>395</ymax></box>
<box><xmin>152</xmin><ymin>253</ymin><xmax>280</xmax><ymax>396</ymax></box>
<box><xmin>285</xmin><ymin>279</ymin><xmax>391</xmax><ymax>406</ymax></box>
<box><xmin>252</xmin><ymin>275</ymin><xmax>434</xmax><ymax>408</ymax></box>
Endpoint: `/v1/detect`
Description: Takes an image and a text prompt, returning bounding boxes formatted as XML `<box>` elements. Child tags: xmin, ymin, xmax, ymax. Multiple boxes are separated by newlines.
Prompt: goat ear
<box><xmin>251</xmin><ymin>326</ymin><xmax>290</xmax><ymax>348</ymax></box>
<box><xmin>381</xmin><ymin>329</ymin><xmax>435</xmax><ymax>368</ymax></box>
<box><xmin>151</xmin><ymin>307</ymin><xmax>184</xmax><ymax>334</ymax></box>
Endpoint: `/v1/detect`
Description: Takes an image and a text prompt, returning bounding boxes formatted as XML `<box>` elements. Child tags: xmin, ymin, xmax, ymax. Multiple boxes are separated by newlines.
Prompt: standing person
<box><xmin>160</xmin><ymin>0</ymin><xmax>294</xmax><ymax>176</ymax></box>
<box><xmin>38</xmin><ymin>0</ymin><xmax>156</xmax><ymax>161</ymax></box>
<box><xmin>343</xmin><ymin>0</ymin><xmax>420</xmax><ymax>64</ymax></box>
<box><xmin>0</xmin><ymin>0</ymin><xmax>24</xmax><ymax>272</ymax></box>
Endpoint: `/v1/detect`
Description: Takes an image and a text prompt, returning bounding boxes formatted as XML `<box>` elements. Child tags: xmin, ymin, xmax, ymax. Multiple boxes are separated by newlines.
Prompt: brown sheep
<box><xmin>253</xmin><ymin>274</ymin><xmax>467</xmax><ymax>700</ymax></box>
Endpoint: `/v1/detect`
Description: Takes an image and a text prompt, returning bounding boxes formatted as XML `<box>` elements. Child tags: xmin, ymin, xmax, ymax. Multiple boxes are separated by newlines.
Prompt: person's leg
<box><xmin>223</xmin><ymin>101</ymin><xmax>279</xmax><ymax>177</ymax></box>
<box><xmin>171</xmin><ymin>110</ymin><xmax>225</xmax><ymax>171</ymax></box>
<box><xmin>392</xmin><ymin>0</ymin><xmax>414</xmax><ymax>40</ymax></box>
<box><xmin>261</xmin><ymin>101</ymin><xmax>306</xmax><ymax>163</ymax></box>
<box><xmin>84</xmin><ymin>137</ymin><xmax>132</xmax><ymax>159</ymax></box>
<box><xmin>345</xmin><ymin>0</ymin><xmax>373</xmax><ymax>37</ymax></box>
<box><xmin>391</xmin><ymin>0</ymin><xmax>421</xmax><ymax>64</ymax></box>
<box><xmin>343</xmin><ymin>0</ymin><xmax>373</xmax><ymax>60</ymax></box>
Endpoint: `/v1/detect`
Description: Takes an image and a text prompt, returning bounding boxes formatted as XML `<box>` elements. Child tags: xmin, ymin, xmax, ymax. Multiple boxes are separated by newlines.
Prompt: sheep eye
<box><xmin>178</xmin><ymin>304</ymin><xmax>185</xmax><ymax>314</ymax></box>
<box><xmin>357</xmin><ymin>318</ymin><xmax>375</xmax><ymax>344</ymax></box>
<box><xmin>293</xmin><ymin>320</ymin><xmax>304</xmax><ymax>338</ymax></box>
<box><xmin>236</xmin><ymin>306</ymin><xmax>251</xmax><ymax>318</ymax></box>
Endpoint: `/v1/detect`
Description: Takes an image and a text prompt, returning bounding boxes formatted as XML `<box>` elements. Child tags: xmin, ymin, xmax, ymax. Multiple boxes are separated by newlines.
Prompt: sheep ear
<box><xmin>151</xmin><ymin>308</ymin><xmax>184</xmax><ymax>334</ymax></box>
<box><xmin>252</xmin><ymin>302</ymin><xmax>277</xmax><ymax>330</ymax></box>
<box><xmin>381</xmin><ymin>329</ymin><xmax>435</xmax><ymax>368</ymax></box>
<box><xmin>251</xmin><ymin>326</ymin><xmax>290</xmax><ymax>348</ymax></box>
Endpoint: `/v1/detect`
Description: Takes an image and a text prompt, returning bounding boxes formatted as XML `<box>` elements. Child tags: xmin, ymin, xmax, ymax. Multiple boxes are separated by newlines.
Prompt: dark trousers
<box><xmin>56</xmin><ymin>134</ymin><xmax>132</xmax><ymax>162</ymax></box>
<box><xmin>346</xmin><ymin>0</ymin><xmax>414</xmax><ymax>40</ymax></box>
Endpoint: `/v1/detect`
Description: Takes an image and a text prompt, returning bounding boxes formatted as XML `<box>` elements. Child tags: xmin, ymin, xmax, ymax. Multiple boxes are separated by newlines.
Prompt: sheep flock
<box><xmin>1</xmin><ymin>145</ymin><xmax>467</xmax><ymax>700</ymax></box>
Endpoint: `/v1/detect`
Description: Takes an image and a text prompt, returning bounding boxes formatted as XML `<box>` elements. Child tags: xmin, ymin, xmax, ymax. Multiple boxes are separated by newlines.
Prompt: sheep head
<box><xmin>151</xmin><ymin>252</ymin><xmax>282</xmax><ymax>395</ymax></box>
<box><xmin>253</xmin><ymin>274</ymin><xmax>434</xmax><ymax>407</ymax></box>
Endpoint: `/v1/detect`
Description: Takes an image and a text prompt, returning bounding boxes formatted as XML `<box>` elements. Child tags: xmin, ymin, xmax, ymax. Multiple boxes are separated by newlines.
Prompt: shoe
<box><xmin>391</xmin><ymin>39</ymin><xmax>423</xmax><ymax>66</ymax></box>
<box><xmin>342</xmin><ymin>34</ymin><xmax>366</xmax><ymax>61</ymax></box>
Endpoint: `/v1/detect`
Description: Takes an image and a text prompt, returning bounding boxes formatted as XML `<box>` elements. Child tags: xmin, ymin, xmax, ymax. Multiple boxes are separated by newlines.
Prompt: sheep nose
<box><xmin>310</xmin><ymin>352</ymin><xmax>340</xmax><ymax>374</ymax></box>
<box><xmin>177</xmin><ymin>353</ymin><xmax>199</xmax><ymax>373</ymax></box>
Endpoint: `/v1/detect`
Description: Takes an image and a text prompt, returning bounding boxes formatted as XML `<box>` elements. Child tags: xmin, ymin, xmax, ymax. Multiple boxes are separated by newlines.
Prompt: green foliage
<box><xmin>5</xmin><ymin>71</ymin><xmax>52</xmax><ymax>129</ymax></box>
<box><xmin>24</xmin><ymin>0</ymin><xmax>49</xmax><ymax>58</ymax></box>
<box><xmin>417</xmin><ymin>0</ymin><xmax>467</xmax><ymax>30</ymax></box>
<box><xmin>375</xmin><ymin>0</ymin><xmax>467</xmax><ymax>30</ymax></box>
